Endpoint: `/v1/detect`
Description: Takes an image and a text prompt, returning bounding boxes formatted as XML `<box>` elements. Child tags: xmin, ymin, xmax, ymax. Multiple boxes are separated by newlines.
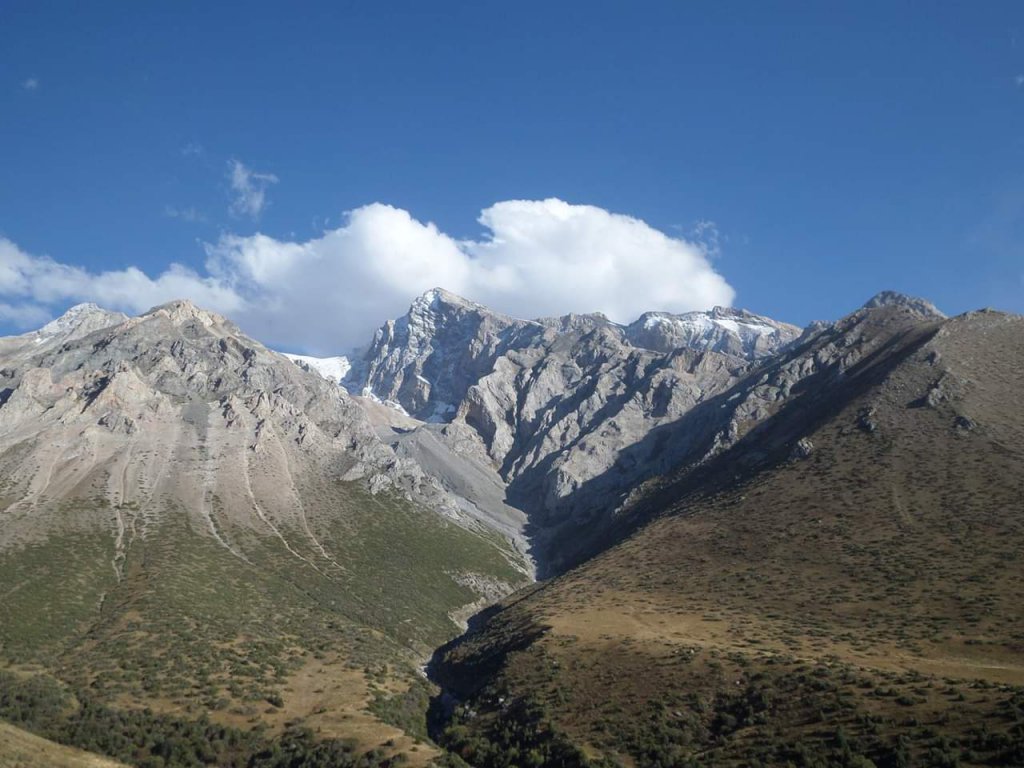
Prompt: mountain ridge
<box><xmin>2</xmin><ymin>289</ymin><xmax>1019</xmax><ymax>767</ymax></box>
<box><xmin>429</xmin><ymin>300</ymin><xmax>1024</xmax><ymax>767</ymax></box>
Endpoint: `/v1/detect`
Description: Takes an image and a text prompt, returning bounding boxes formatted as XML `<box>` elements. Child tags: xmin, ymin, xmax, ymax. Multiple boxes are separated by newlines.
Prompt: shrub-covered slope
<box><xmin>432</xmin><ymin>307</ymin><xmax>1024</xmax><ymax>767</ymax></box>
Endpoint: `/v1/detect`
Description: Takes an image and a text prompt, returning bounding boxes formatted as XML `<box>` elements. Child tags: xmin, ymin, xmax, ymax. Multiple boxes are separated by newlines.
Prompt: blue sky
<box><xmin>2</xmin><ymin>2</ymin><xmax>1022</xmax><ymax>351</ymax></box>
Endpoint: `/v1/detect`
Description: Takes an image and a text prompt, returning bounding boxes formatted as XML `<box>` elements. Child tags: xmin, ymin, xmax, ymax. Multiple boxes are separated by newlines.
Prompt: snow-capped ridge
<box><xmin>625</xmin><ymin>306</ymin><xmax>800</xmax><ymax>358</ymax></box>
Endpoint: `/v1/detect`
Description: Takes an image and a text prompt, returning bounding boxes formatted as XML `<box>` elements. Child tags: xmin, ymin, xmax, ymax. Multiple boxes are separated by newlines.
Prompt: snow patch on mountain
<box><xmin>626</xmin><ymin>307</ymin><xmax>800</xmax><ymax>358</ymax></box>
<box><xmin>282</xmin><ymin>353</ymin><xmax>352</xmax><ymax>383</ymax></box>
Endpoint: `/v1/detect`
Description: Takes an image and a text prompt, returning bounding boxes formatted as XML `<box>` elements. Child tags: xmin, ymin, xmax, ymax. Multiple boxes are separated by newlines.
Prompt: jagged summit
<box><xmin>407</xmin><ymin>287</ymin><xmax>529</xmax><ymax>330</ymax></box>
<box><xmin>862</xmin><ymin>290</ymin><xmax>945</xmax><ymax>318</ymax></box>
<box><xmin>350</xmin><ymin>287</ymin><xmax>535</xmax><ymax>420</ymax></box>
<box><xmin>347</xmin><ymin>289</ymin><xmax>803</xmax><ymax>432</ymax></box>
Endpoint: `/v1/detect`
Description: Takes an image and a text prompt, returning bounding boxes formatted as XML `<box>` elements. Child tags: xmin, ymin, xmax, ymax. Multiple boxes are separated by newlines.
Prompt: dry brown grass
<box><xmin>438</xmin><ymin>311</ymin><xmax>1024</xmax><ymax>765</ymax></box>
<box><xmin>0</xmin><ymin>722</ymin><xmax>127</xmax><ymax>768</ymax></box>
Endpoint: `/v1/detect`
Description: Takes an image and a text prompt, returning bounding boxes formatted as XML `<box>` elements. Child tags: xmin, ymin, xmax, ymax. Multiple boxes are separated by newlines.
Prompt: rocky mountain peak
<box><xmin>346</xmin><ymin>292</ymin><xmax>805</xmax><ymax>437</ymax></box>
<box><xmin>142</xmin><ymin>298</ymin><xmax>236</xmax><ymax>329</ymax></box>
<box><xmin>403</xmin><ymin>288</ymin><xmax>522</xmax><ymax>337</ymax></box>
<box><xmin>36</xmin><ymin>302</ymin><xmax>128</xmax><ymax>341</ymax></box>
<box><xmin>413</xmin><ymin>287</ymin><xmax>482</xmax><ymax>312</ymax></box>
<box><xmin>353</xmin><ymin>289</ymin><xmax>538</xmax><ymax>419</ymax></box>
<box><xmin>862</xmin><ymin>291</ymin><xmax>945</xmax><ymax>318</ymax></box>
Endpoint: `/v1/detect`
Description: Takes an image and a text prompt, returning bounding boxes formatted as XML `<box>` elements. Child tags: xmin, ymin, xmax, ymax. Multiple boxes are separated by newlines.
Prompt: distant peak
<box><xmin>64</xmin><ymin>302</ymin><xmax>104</xmax><ymax>314</ymax></box>
<box><xmin>413</xmin><ymin>287</ymin><xmax>476</xmax><ymax>309</ymax></box>
<box><xmin>636</xmin><ymin>305</ymin><xmax>793</xmax><ymax>328</ymax></box>
<box><xmin>143</xmin><ymin>299</ymin><xmax>230</xmax><ymax>327</ymax></box>
<box><xmin>625</xmin><ymin>305</ymin><xmax>800</xmax><ymax>359</ymax></box>
<box><xmin>37</xmin><ymin>302</ymin><xmax>127</xmax><ymax>338</ymax></box>
<box><xmin>536</xmin><ymin>311</ymin><xmax>614</xmax><ymax>333</ymax></box>
<box><xmin>708</xmin><ymin>306</ymin><xmax>757</xmax><ymax>320</ymax></box>
<box><xmin>862</xmin><ymin>291</ymin><xmax>945</xmax><ymax>318</ymax></box>
<box><xmin>48</xmin><ymin>302</ymin><xmax>112</xmax><ymax>321</ymax></box>
<box><xmin>146</xmin><ymin>298</ymin><xmax>202</xmax><ymax>312</ymax></box>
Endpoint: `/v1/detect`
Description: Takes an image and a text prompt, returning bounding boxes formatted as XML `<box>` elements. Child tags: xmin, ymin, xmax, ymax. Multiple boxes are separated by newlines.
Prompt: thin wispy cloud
<box><xmin>163</xmin><ymin>205</ymin><xmax>206</xmax><ymax>223</ymax></box>
<box><xmin>1016</xmin><ymin>74</ymin><xmax>1024</xmax><ymax>87</ymax></box>
<box><xmin>690</xmin><ymin>219</ymin><xmax>722</xmax><ymax>259</ymax></box>
<box><xmin>180</xmin><ymin>142</ymin><xmax>204</xmax><ymax>157</ymax></box>
<box><xmin>227</xmin><ymin>160</ymin><xmax>278</xmax><ymax>220</ymax></box>
<box><xmin>21</xmin><ymin>77</ymin><xmax>39</xmax><ymax>91</ymax></box>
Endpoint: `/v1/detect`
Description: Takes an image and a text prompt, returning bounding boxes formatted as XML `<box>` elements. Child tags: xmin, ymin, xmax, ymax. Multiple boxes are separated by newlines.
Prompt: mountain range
<box><xmin>0</xmin><ymin>289</ymin><xmax>1020</xmax><ymax>768</ymax></box>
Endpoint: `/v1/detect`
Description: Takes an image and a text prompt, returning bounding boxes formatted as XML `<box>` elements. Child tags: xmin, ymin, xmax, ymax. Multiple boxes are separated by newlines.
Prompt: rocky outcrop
<box><xmin>348</xmin><ymin>289</ymin><xmax>546</xmax><ymax>421</ymax></box>
<box><xmin>343</xmin><ymin>290</ymin><xmax>804</xmax><ymax>571</ymax></box>
<box><xmin>862</xmin><ymin>290</ymin><xmax>946</xmax><ymax>318</ymax></box>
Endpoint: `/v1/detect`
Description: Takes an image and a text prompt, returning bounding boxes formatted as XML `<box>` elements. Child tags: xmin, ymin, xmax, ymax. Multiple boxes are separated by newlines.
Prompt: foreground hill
<box><xmin>432</xmin><ymin>304</ymin><xmax>1024</xmax><ymax>767</ymax></box>
<box><xmin>0</xmin><ymin>301</ymin><xmax>529</xmax><ymax>766</ymax></box>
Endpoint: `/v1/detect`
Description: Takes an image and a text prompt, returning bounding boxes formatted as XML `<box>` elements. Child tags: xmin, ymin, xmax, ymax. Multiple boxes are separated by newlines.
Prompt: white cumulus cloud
<box><xmin>0</xmin><ymin>199</ymin><xmax>735</xmax><ymax>353</ymax></box>
<box><xmin>227</xmin><ymin>160</ymin><xmax>278</xmax><ymax>219</ymax></box>
<box><xmin>209</xmin><ymin>198</ymin><xmax>735</xmax><ymax>352</ymax></box>
<box><xmin>0</xmin><ymin>238</ymin><xmax>243</xmax><ymax>328</ymax></box>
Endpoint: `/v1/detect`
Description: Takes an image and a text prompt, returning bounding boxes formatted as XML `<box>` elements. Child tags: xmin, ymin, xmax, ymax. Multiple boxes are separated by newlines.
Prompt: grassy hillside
<box><xmin>433</xmin><ymin>311</ymin><xmax>1024</xmax><ymax>767</ymax></box>
<box><xmin>0</xmin><ymin>482</ymin><xmax>527</xmax><ymax>766</ymax></box>
<box><xmin>0</xmin><ymin>721</ymin><xmax>127</xmax><ymax>768</ymax></box>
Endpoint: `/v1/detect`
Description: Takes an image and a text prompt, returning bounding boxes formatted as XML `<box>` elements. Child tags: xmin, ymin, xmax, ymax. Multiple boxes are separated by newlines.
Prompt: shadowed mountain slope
<box><xmin>431</xmin><ymin>304</ymin><xmax>1024</xmax><ymax>767</ymax></box>
<box><xmin>343</xmin><ymin>289</ymin><xmax>801</xmax><ymax>574</ymax></box>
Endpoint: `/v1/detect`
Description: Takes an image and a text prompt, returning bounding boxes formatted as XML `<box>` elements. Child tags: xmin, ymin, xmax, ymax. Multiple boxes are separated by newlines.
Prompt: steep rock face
<box><xmin>475</xmin><ymin>346</ymin><xmax>750</xmax><ymax>571</ymax></box>
<box><xmin>349</xmin><ymin>289</ymin><xmax>546</xmax><ymax>421</ymax></box>
<box><xmin>348</xmin><ymin>290</ymin><xmax>798</xmax><ymax>570</ymax></box>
